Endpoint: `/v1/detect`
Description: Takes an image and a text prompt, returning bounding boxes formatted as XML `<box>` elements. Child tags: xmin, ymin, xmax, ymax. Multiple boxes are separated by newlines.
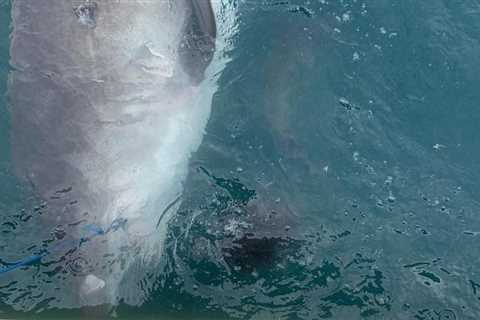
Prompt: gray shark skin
<box><xmin>8</xmin><ymin>0</ymin><xmax>217</xmax><ymax>308</ymax></box>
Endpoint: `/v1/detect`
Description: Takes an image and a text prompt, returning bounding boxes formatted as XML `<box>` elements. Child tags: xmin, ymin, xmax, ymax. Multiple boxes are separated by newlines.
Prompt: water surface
<box><xmin>1</xmin><ymin>0</ymin><xmax>480</xmax><ymax>319</ymax></box>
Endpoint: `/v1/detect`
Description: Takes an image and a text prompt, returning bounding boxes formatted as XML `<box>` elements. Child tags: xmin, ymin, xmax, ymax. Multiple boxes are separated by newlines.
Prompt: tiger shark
<box><xmin>8</xmin><ymin>0</ymin><xmax>220</xmax><ymax>307</ymax></box>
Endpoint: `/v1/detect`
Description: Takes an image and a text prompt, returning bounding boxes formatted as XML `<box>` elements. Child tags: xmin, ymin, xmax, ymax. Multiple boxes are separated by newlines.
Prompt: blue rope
<box><xmin>0</xmin><ymin>218</ymin><xmax>127</xmax><ymax>275</ymax></box>
<box><xmin>0</xmin><ymin>253</ymin><xmax>46</xmax><ymax>274</ymax></box>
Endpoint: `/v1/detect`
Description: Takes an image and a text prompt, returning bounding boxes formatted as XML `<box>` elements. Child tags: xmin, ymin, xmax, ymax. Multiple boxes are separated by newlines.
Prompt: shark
<box><xmin>8</xmin><ymin>0</ymin><xmax>222</xmax><ymax>308</ymax></box>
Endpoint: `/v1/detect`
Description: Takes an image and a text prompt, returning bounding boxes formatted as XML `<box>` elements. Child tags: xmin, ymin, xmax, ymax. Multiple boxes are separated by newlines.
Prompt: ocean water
<box><xmin>1</xmin><ymin>0</ymin><xmax>480</xmax><ymax>319</ymax></box>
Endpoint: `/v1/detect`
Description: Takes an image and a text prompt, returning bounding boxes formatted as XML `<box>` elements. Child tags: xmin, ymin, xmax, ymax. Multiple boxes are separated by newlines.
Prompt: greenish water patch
<box><xmin>199</xmin><ymin>166</ymin><xmax>256</xmax><ymax>205</ymax></box>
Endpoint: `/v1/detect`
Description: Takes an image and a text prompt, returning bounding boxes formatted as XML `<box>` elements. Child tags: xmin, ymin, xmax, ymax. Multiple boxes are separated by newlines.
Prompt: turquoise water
<box><xmin>2</xmin><ymin>0</ymin><xmax>480</xmax><ymax>319</ymax></box>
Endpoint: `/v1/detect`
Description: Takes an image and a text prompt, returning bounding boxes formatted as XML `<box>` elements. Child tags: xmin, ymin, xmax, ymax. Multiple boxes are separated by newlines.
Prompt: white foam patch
<box><xmin>82</xmin><ymin>274</ymin><xmax>106</xmax><ymax>295</ymax></box>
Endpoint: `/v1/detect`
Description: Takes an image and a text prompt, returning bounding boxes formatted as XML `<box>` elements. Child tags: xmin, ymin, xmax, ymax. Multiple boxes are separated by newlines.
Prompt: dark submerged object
<box><xmin>219</xmin><ymin>195</ymin><xmax>299</xmax><ymax>274</ymax></box>
<box><xmin>223</xmin><ymin>236</ymin><xmax>291</xmax><ymax>274</ymax></box>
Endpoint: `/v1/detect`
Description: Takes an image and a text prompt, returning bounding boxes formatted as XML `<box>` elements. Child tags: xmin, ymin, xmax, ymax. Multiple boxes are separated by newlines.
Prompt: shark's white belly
<box><xmin>8</xmin><ymin>0</ymin><xmax>227</xmax><ymax>307</ymax></box>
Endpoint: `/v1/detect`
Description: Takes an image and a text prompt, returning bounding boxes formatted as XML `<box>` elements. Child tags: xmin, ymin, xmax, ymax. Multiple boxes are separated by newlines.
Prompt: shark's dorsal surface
<box><xmin>8</xmin><ymin>0</ymin><xmax>219</xmax><ymax>308</ymax></box>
